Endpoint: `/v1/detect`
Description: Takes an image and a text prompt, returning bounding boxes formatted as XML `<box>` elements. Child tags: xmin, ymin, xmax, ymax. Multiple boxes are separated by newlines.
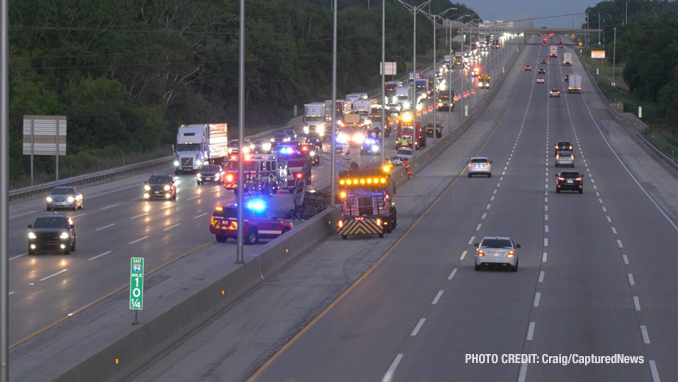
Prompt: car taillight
<box><xmin>556</xmin><ymin>155</ymin><xmax>560</xmax><ymax>160</ymax></box>
<box><xmin>570</xmin><ymin>155</ymin><xmax>574</xmax><ymax>160</ymax></box>
<box><xmin>569</xmin><ymin>146</ymin><xmax>572</xmax><ymax>150</ymax></box>
<box><xmin>507</xmin><ymin>251</ymin><xmax>515</xmax><ymax>258</ymax></box>
<box><xmin>468</xmin><ymin>163</ymin><xmax>473</xmax><ymax>167</ymax></box>
<box><xmin>338</xmin><ymin>220</ymin><xmax>343</xmax><ymax>228</ymax></box>
<box><xmin>576</xmin><ymin>177</ymin><xmax>582</xmax><ymax>181</ymax></box>
<box><xmin>376</xmin><ymin>218</ymin><xmax>382</xmax><ymax>226</ymax></box>
<box><xmin>226</xmin><ymin>174</ymin><xmax>234</xmax><ymax>182</ymax></box>
<box><xmin>557</xmin><ymin>177</ymin><xmax>564</xmax><ymax>181</ymax></box>
<box><xmin>296</xmin><ymin>173</ymin><xmax>302</xmax><ymax>179</ymax></box>
<box><xmin>477</xmin><ymin>249</ymin><xmax>485</xmax><ymax>257</ymax></box>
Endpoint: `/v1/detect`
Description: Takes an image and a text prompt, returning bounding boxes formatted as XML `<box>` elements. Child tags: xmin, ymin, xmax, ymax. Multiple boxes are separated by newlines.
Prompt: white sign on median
<box><xmin>381</xmin><ymin>62</ymin><xmax>397</xmax><ymax>76</ymax></box>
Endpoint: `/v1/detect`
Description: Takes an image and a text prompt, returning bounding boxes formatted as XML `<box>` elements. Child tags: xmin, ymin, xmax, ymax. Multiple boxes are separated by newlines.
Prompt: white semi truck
<box><xmin>173</xmin><ymin>123</ymin><xmax>228</xmax><ymax>174</ymax></box>
<box><xmin>303</xmin><ymin>102</ymin><xmax>326</xmax><ymax>136</ymax></box>
<box><xmin>563</xmin><ymin>52</ymin><xmax>573</xmax><ymax>66</ymax></box>
<box><xmin>568</xmin><ymin>74</ymin><xmax>582</xmax><ymax>93</ymax></box>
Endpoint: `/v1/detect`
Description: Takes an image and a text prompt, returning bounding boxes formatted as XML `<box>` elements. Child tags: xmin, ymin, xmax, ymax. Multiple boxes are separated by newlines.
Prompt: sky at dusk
<box><xmin>469</xmin><ymin>0</ymin><xmax>601</xmax><ymax>28</ymax></box>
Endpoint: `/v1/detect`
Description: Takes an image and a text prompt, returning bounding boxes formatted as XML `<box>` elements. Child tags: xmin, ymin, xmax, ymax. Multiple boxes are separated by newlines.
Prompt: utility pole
<box><xmin>0</xmin><ymin>0</ymin><xmax>8</xmax><ymax>378</ymax></box>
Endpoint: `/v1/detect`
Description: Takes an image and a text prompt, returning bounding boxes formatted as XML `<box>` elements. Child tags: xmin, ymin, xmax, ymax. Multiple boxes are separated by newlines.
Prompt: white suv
<box><xmin>467</xmin><ymin>157</ymin><xmax>492</xmax><ymax>177</ymax></box>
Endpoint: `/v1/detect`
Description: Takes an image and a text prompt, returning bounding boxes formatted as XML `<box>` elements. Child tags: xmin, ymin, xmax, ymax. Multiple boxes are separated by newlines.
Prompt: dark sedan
<box><xmin>28</xmin><ymin>213</ymin><xmax>77</xmax><ymax>255</ymax></box>
<box><xmin>197</xmin><ymin>165</ymin><xmax>225</xmax><ymax>185</ymax></box>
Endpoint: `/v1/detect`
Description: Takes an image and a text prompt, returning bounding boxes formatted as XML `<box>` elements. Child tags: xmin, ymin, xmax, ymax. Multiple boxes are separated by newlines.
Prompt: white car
<box><xmin>555</xmin><ymin>151</ymin><xmax>575</xmax><ymax>167</ymax></box>
<box><xmin>474</xmin><ymin>236</ymin><xmax>521</xmax><ymax>272</ymax></box>
<box><xmin>467</xmin><ymin>157</ymin><xmax>492</xmax><ymax>177</ymax></box>
<box><xmin>395</xmin><ymin>147</ymin><xmax>413</xmax><ymax>161</ymax></box>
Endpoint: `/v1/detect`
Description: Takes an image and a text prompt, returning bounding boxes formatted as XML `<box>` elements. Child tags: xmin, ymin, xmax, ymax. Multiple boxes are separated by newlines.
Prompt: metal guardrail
<box><xmin>636</xmin><ymin>132</ymin><xmax>678</xmax><ymax>170</ymax></box>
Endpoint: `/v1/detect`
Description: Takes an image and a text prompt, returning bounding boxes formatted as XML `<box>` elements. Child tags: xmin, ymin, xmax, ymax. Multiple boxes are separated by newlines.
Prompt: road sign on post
<box><xmin>130</xmin><ymin>257</ymin><xmax>144</xmax><ymax>324</ymax></box>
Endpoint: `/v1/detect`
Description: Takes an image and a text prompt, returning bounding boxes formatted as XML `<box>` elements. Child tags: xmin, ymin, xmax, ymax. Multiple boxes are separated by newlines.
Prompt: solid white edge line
<box><xmin>640</xmin><ymin>325</ymin><xmax>650</xmax><ymax>344</ymax></box>
<box><xmin>40</xmin><ymin>269</ymin><xmax>68</xmax><ymax>281</ymax></box>
<box><xmin>628</xmin><ymin>273</ymin><xmax>635</xmax><ymax>286</ymax></box>
<box><xmin>163</xmin><ymin>223</ymin><xmax>181</xmax><ymax>231</ymax></box>
<box><xmin>128</xmin><ymin>236</ymin><xmax>149</xmax><ymax>244</ymax></box>
<box><xmin>448</xmin><ymin>268</ymin><xmax>458</xmax><ymax>280</ymax></box>
<box><xmin>410</xmin><ymin>318</ymin><xmax>426</xmax><ymax>336</ymax></box>
<box><xmin>518</xmin><ymin>362</ymin><xmax>528</xmax><ymax>382</ymax></box>
<box><xmin>533</xmin><ymin>292</ymin><xmax>541</xmax><ymax>307</ymax></box>
<box><xmin>102</xmin><ymin>204</ymin><xmax>119</xmax><ymax>210</ymax></box>
<box><xmin>9</xmin><ymin>253</ymin><xmax>27</xmax><ymax>261</ymax></box>
<box><xmin>70</xmin><ymin>213</ymin><xmax>87</xmax><ymax>218</ymax></box>
<box><xmin>526</xmin><ymin>322</ymin><xmax>535</xmax><ymax>341</ymax></box>
<box><xmin>88</xmin><ymin>251</ymin><xmax>112</xmax><ymax>261</ymax></box>
<box><xmin>95</xmin><ymin>223</ymin><xmax>116</xmax><ymax>231</ymax></box>
<box><xmin>633</xmin><ymin>296</ymin><xmax>641</xmax><ymax>311</ymax></box>
<box><xmin>432</xmin><ymin>290</ymin><xmax>444</xmax><ymax>305</ymax></box>
<box><xmin>538</xmin><ymin>271</ymin><xmax>545</xmax><ymax>283</ymax></box>
<box><xmin>382</xmin><ymin>354</ymin><xmax>404</xmax><ymax>382</ymax></box>
<box><xmin>649</xmin><ymin>360</ymin><xmax>660</xmax><ymax>382</ymax></box>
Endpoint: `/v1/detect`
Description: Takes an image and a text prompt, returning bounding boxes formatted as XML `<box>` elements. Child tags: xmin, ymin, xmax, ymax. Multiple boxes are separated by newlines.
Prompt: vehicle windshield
<box><xmin>396</xmin><ymin>149</ymin><xmax>412</xmax><ymax>155</ymax></box>
<box><xmin>51</xmin><ymin>187</ymin><xmax>74</xmax><ymax>195</ymax></box>
<box><xmin>561</xmin><ymin>172</ymin><xmax>579</xmax><ymax>178</ymax></box>
<box><xmin>481</xmin><ymin>238</ymin><xmax>512</xmax><ymax>248</ymax></box>
<box><xmin>558</xmin><ymin>151</ymin><xmax>573</xmax><ymax>156</ymax></box>
<box><xmin>148</xmin><ymin>175</ymin><xmax>170</xmax><ymax>184</ymax></box>
<box><xmin>470</xmin><ymin>158</ymin><xmax>488</xmax><ymax>164</ymax></box>
<box><xmin>177</xmin><ymin>143</ymin><xmax>200</xmax><ymax>152</ymax></box>
<box><xmin>33</xmin><ymin>217</ymin><xmax>69</xmax><ymax>229</ymax></box>
<box><xmin>201</xmin><ymin>165</ymin><xmax>221</xmax><ymax>172</ymax></box>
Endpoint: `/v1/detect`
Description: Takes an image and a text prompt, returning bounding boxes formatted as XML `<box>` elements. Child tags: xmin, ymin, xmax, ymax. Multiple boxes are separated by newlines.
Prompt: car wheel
<box><xmin>70</xmin><ymin>238</ymin><xmax>76</xmax><ymax>252</ymax></box>
<box><xmin>215</xmin><ymin>235</ymin><xmax>227</xmax><ymax>243</ymax></box>
<box><xmin>63</xmin><ymin>246</ymin><xmax>71</xmax><ymax>255</ymax></box>
<box><xmin>80</xmin><ymin>202</ymin><xmax>84</xmax><ymax>210</ymax></box>
<box><xmin>172</xmin><ymin>192</ymin><xmax>177</xmax><ymax>200</ymax></box>
<box><xmin>28</xmin><ymin>248</ymin><xmax>36</xmax><ymax>256</ymax></box>
<box><xmin>572</xmin><ymin>164</ymin><xmax>575</xmax><ymax>168</ymax></box>
<box><xmin>282</xmin><ymin>227</ymin><xmax>290</xmax><ymax>234</ymax></box>
<box><xmin>475</xmin><ymin>264</ymin><xmax>481</xmax><ymax>271</ymax></box>
<box><xmin>579</xmin><ymin>189</ymin><xmax>583</xmax><ymax>194</ymax></box>
<box><xmin>512</xmin><ymin>260</ymin><xmax>518</xmax><ymax>272</ymax></box>
<box><xmin>233</xmin><ymin>188</ymin><xmax>239</xmax><ymax>196</ymax></box>
<box><xmin>342</xmin><ymin>235</ymin><xmax>347</xmax><ymax>240</ymax></box>
<box><xmin>468</xmin><ymin>173</ymin><xmax>472</xmax><ymax>178</ymax></box>
<box><xmin>246</xmin><ymin>229</ymin><xmax>258</xmax><ymax>245</ymax></box>
<box><xmin>556</xmin><ymin>188</ymin><xmax>561</xmax><ymax>193</ymax></box>
<box><xmin>488</xmin><ymin>173</ymin><xmax>492</xmax><ymax>178</ymax></box>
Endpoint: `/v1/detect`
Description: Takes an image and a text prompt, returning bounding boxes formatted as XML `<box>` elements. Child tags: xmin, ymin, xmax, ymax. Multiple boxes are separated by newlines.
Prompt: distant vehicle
<box><xmin>555</xmin><ymin>151</ymin><xmax>575</xmax><ymax>167</ymax></box>
<box><xmin>228</xmin><ymin>139</ymin><xmax>253</xmax><ymax>155</ymax></box>
<box><xmin>555</xmin><ymin>141</ymin><xmax>573</xmax><ymax>156</ymax></box>
<box><xmin>303</xmin><ymin>102</ymin><xmax>326</xmax><ymax>136</ymax></box>
<box><xmin>568</xmin><ymin>73</ymin><xmax>582</xmax><ymax>93</ymax></box>
<box><xmin>46</xmin><ymin>186</ymin><xmax>83</xmax><ymax>211</ymax></box>
<box><xmin>549</xmin><ymin>45</ymin><xmax>558</xmax><ymax>57</ymax></box>
<box><xmin>270</xmin><ymin>132</ymin><xmax>291</xmax><ymax>146</ymax></box>
<box><xmin>27</xmin><ymin>213</ymin><xmax>77</xmax><ymax>255</ymax></box>
<box><xmin>395</xmin><ymin>147</ymin><xmax>413</xmax><ymax>161</ymax></box>
<box><xmin>437</xmin><ymin>92</ymin><xmax>454</xmax><ymax>111</ymax></box>
<box><xmin>425</xmin><ymin>121</ymin><xmax>443</xmax><ymax>138</ymax></box>
<box><xmin>443</xmin><ymin>54</ymin><xmax>452</xmax><ymax>68</ymax></box>
<box><xmin>524</xmin><ymin>65</ymin><xmax>532</xmax><ymax>71</ymax></box>
<box><xmin>555</xmin><ymin>171</ymin><xmax>584</xmax><ymax>193</ymax></box>
<box><xmin>252</xmin><ymin>138</ymin><xmax>272</xmax><ymax>153</ymax></box>
<box><xmin>174</xmin><ymin>123</ymin><xmax>228</xmax><ymax>174</ymax></box>
<box><xmin>540</xmin><ymin>59</ymin><xmax>548</xmax><ymax>64</ymax></box>
<box><xmin>467</xmin><ymin>157</ymin><xmax>492</xmax><ymax>178</ymax></box>
<box><xmin>474</xmin><ymin>236</ymin><xmax>521</xmax><ymax>272</ymax></box>
<box><xmin>549</xmin><ymin>89</ymin><xmax>561</xmax><ymax>97</ymax></box>
<box><xmin>536</xmin><ymin>78</ymin><xmax>545</xmax><ymax>84</ymax></box>
<box><xmin>284</xmin><ymin>129</ymin><xmax>298</xmax><ymax>141</ymax></box>
<box><xmin>143</xmin><ymin>173</ymin><xmax>177</xmax><ymax>200</ymax></box>
<box><xmin>346</xmin><ymin>93</ymin><xmax>368</xmax><ymax>101</ymax></box>
<box><xmin>209</xmin><ymin>200</ymin><xmax>292</xmax><ymax>244</ymax></box>
<box><xmin>538</xmin><ymin>68</ymin><xmax>546</xmax><ymax>74</ymax></box>
<box><xmin>563</xmin><ymin>52</ymin><xmax>573</xmax><ymax>66</ymax></box>
<box><xmin>197</xmin><ymin>165</ymin><xmax>225</xmax><ymax>185</ymax></box>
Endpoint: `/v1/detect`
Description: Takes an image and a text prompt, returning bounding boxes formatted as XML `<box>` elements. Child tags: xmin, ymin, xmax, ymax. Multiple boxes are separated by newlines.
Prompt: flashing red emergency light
<box><xmin>296</xmin><ymin>173</ymin><xmax>303</xmax><ymax>179</ymax></box>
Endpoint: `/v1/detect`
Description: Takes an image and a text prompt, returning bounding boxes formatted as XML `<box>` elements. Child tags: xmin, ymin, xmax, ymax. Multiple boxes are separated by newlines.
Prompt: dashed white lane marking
<box><xmin>628</xmin><ymin>273</ymin><xmax>635</xmax><ymax>286</ymax></box>
<box><xmin>544</xmin><ymin>197</ymin><xmax>548</xmax><ymax>203</ymax></box>
<box><xmin>187</xmin><ymin>195</ymin><xmax>200</xmax><ymax>200</ymax></box>
<box><xmin>194</xmin><ymin>213</ymin><xmax>208</xmax><ymax>219</ymax></box>
<box><xmin>95</xmin><ymin>223</ymin><xmax>116</xmax><ymax>231</ymax></box>
<box><xmin>9</xmin><ymin>210</ymin><xmax>43</xmax><ymax>220</ymax></box>
<box><xmin>545</xmin><ymin>225</ymin><xmax>549</xmax><ymax>233</ymax></box>
<box><xmin>617</xmin><ymin>239</ymin><xmax>624</xmax><ymax>248</ymax></box>
<box><xmin>130</xmin><ymin>213</ymin><xmax>147</xmax><ymax>220</ymax></box>
<box><xmin>649</xmin><ymin>360</ymin><xmax>660</xmax><ymax>382</ymax></box>
<box><xmin>542</xmin><ymin>252</ymin><xmax>548</xmax><ymax>262</ymax></box>
<box><xmin>129</xmin><ymin>236</ymin><xmax>149</xmax><ymax>244</ymax></box>
<box><xmin>448</xmin><ymin>268</ymin><xmax>458</xmax><ymax>280</ymax></box>
<box><xmin>596</xmin><ymin>192</ymin><xmax>600</xmax><ymax>197</ymax></box>
<box><xmin>163</xmin><ymin>223</ymin><xmax>181</xmax><ymax>231</ymax></box>
<box><xmin>410</xmin><ymin>318</ymin><xmax>426</xmax><ymax>336</ymax></box>
<box><xmin>8</xmin><ymin>291</ymin><xmax>14</xmax><ymax>296</ymax></box>
<box><xmin>88</xmin><ymin>251</ymin><xmax>112</xmax><ymax>261</ymax></box>
<box><xmin>490</xmin><ymin>196</ymin><xmax>495</xmax><ymax>201</ymax></box>
<box><xmin>602</xmin><ymin>206</ymin><xmax>607</xmax><ymax>212</ymax></box>
<box><xmin>623</xmin><ymin>255</ymin><xmax>629</xmax><ymax>265</ymax></box>
<box><xmin>640</xmin><ymin>325</ymin><xmax>651</xmax><ymax>344</ymax></box>
<box><xmin>382</xmin><ymin>354</ymin><xmax>404</xmax><ymax>382</ymax></box>
<box><xmin>460</xmin><ymin>251</ymin><xmax>467</xmax><ymax>261</ymax></box>
<box><xmin>533</xmin><ymin>292</ymin><xmax>541</xmax><ymax>307</ymax></box>
<box><xmin>611</xmin><ymin>227</ymin><xmax>617</xmax><ymax>234</ymax></box>
<box><xmin>317</xmin><ymin>166</ymin><xmax>325</xmax><ymax>169</ymax></box>
<box><xmin>544</xmin><ymin>214</ymin><xmax>548</xmax><ymax>221</ymax></box>
<box><xmin>468</xmin><ymin>236</ymin><xmax>475</xmax><ymax>245</ymax></box>
<box><xmin>504</xmin><ymin>166</ymin><xmax>508</xmax><ymax>171</ymax></box>
<box><xmin>486</xmin><ymin>204</ymin><xmax>491</xmax><ymax>210</ymax></box>
<box><xmin>544</xmin><ymin>205</ymin><xmax>548</xmax><ymax>211</ymax></box>
<box><xmin>526</xmin><ymin>322</ymin><xmax>535</xmax><ymax>341</ymax></box>
<box><xmin>633</xmin><ymin>296</ymin><xmax>641</xmax><ymax>311</ymax></box>
<box><xmin>591</xmin><ymin>178</ymin><xmax>595</xmax><ymax>183</ymax></box>
<box><xmin>518</xmin><ymin>362</ymin><xmax>528</xmax><ymax>382</ymax></box>
<box><xmin>593</xmin><ymin>185</ymin><xmax>597</xmax><ymax>190</ymax></box>
<box><xmin>598</xmin><ymin>198</ymin><xmax>603</xmax><ymax>204</ymax></box>
<box><xmin>538</xmin><ymin>271</ymin><xmax>545</xmax><ymax>283</ymax></box>
<box><xmin>493</xmin><ymin>189</ymin><xmax>497</xmax><ymax>194</ymax></box>
<box><xmin>9</xmin><ymin>253</ymin><xmax>27</xmax><ymax>261</ymax></box>
<box><xmin>40</xmin><ymin>269</ymin><xmax>68</xmax><ymax>281</ymax></box>
<box><xmin>71</xmin><ymin>213</ymin><xmax>87</xmax><ymax>218</ymax></box>
<box><xmin>432</xmin><ymin>290</ymin><xmax>444</xmax><ymax>305</ymax></box>
<box><xmin>606</xmin><ymin>216</ymin><xmax>612</xmax><ymax>222</ymax></box>
<box><xmin>102</xmin><ymin>204</ymin><xmax>119</xmax><ymax>210</ymax></box>
<box><xmin>496</xmin><ymin>183</ymin><xmax>501</xmax><ymax>188</ymax></box>
<box><xmin>476</xmin><ymin>224</ymin><xmax>482</xmax><ymax>231</ymax></box>
<box><xmin>544</xmin><ymin>238</ymin><xmax>548</xmax><ymax>247</ymax></box>
<box><xmin>481</xmin><ymin>213</ymin><xmax>487</xmax><ymax>219</ymax></box>
<box><xmin>502</xmin><ymin>171</ymin><xmax>505</xmax><ymax>176</ymax></box>
<box><xmin>545</xmin><ymin>190</ymin><xmax>548</xmax><ymax>196</ymax></box>
<box><xmin>500</xmin><ymin>177</ymin><xmax>503</xmax><ymax>181</ymax></box>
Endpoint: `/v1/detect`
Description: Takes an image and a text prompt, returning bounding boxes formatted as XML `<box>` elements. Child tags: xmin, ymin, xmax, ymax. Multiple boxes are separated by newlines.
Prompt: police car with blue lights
<box><xmin>209</xmin><ymin>199</ymin><xmax>293</xmax><ymax>244</ymax></box>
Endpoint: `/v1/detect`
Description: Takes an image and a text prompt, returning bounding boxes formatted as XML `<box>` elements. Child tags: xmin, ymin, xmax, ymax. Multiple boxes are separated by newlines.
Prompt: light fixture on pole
<box><xmin>420</xmin><ymin>7</ymin><xmax>457</xmax><ymax>145</ymax></box>
<box><xmin>398</xmin><ymin>0</ymin><xmax>432</xmax><ymax>158</ymax></box>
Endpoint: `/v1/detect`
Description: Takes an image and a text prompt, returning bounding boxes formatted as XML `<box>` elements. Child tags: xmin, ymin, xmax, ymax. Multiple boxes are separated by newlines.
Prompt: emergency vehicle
<box><xmin>337</xmin><ymin>169</ymin><xmax>397</xmax><ymax>240</ymax></box>
<box><xmin>276</xmin><ymin>142</ymin><xmax>313</xmax><ymax>193</ymax></box>
<box><xmin>395</xmin><ymin>112</ymin><xmax>426</xmax><ymax>150</ymax></box>
<box><xmin>210</xmin><ymin>199</ymin><xmax>293</xmax><ymax>244</ymax></box>
<box><xmin>223</xmin><ymin>153</ymin><xmax>287</xmax><ymax>195</ymax></box>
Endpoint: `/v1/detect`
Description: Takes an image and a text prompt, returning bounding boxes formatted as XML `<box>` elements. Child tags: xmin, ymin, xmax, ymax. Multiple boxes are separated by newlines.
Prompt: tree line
<box><xmin>7</xmin><ymin>0</ymin><xmax>476</xmax><ymax>186</ymax></box>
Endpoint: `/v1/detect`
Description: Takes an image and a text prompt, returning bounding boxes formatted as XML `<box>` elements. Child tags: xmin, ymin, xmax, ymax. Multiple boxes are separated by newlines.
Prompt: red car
<box><xmin>540</xmin><ymin>59</ymin><xmax>548</xmax><ymax>64</ymax></box>
<box><xmin>209</xmin><ymin>200</ymin><xmax>293</xmax><ymax>244</ymax></box>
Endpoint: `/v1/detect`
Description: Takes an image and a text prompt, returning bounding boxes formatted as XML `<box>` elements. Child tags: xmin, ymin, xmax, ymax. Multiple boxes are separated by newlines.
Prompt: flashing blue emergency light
<box><xmin>279</xmin><ymin>146</ymin><xmax>294</xmax><ymax>155</ymax></box>
<box><xmin>246</xmin><ymin>199</ymin><xmax>266</xmax><ymax>212</ymax></box>
<box><xmin>365</xmin><ymin>138</ymin><xmax>376</xmax><ymax>145</ymax></box>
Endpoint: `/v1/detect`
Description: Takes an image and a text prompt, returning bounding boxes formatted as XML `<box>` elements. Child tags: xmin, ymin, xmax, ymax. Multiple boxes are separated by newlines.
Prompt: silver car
<box><xmin>474</xmin><ymin>236</ymin><xmax>521</xmax><ymax>272</ymax></box>
<box><xmin>467</xmin><ymin>157</ymin><xmax>492</xmax><ymax>177</ymax></box>
<box><xmin>555</xmin><ymin>150</ymin><xmax>575</xmax><ymax>167</ymax></box>
<box><xmin>46</xmin><ymin>186</ymin><xmax>83</xmax><ymax>211</ymax></box>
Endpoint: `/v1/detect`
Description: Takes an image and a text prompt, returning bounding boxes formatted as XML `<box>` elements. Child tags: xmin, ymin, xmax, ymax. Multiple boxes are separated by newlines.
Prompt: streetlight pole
<box><xmin>398</xmin><ymin>0</ymin><xmax>432</xmax><ymax>158</ymax></box>
<box><xmin>625</xmin><ymin>1</ymin><xmax>629</xmax><ymax>25</ymax></box>
<box><xmin>380</xmin><ymin>0</ymin><xmax>385</xmax><ymax>165</ymax></box>
<box><xmin>612</xmin><ymin>27</ymin><xmax>617</xmax><ymax>84</ymax></box>
<box><xmin>331</xmin><ymin>0</ymin><xmax>337</xmax><ymax>205</ymax></box>
<box><xmin>598</xmin><ymin>13</ymin><xmax>601</xmax><ymax>44</ymax></box>
<box><xmin>0</xmin><ymin>0</ymin><xmax>8</xmax><ymax>377</ymax></box>
<box><xmin>236</xmin><ymin>0</ymin><xmax>245</xmax><ymax>264</ymax></box>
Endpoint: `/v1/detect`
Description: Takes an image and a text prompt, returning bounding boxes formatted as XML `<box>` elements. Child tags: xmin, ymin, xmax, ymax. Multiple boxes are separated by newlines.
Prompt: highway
<box><xmin>6</xmin><ymin>38</ymin><xmax>516</xmax><ymax>346</ymax></box>
<box><xmin>127</xmin><ymin>37</ymin><xmax>677</xmax><ymax>382</ymax></box>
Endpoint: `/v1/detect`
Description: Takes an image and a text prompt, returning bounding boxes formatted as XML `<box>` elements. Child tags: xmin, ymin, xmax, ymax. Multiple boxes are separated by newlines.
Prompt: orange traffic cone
<box><xmin>403</xmin><ymin>160</ymin><xmax>413</xmax><ymax>179</ymax></box>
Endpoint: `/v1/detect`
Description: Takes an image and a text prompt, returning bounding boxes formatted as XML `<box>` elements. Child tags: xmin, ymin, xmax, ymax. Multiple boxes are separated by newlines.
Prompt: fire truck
<box><xmin>222</xmin><ymin>153</ymin><xmax>287</xmax><ymax>195</ymax></box>
<box><xmin>276</xmin><ymin>142</ymin><xmax>313</xmax><ymax>193</ymax></box>
<box><xmin>395</xmin><ymin>112</ymin><xmax>426</xmax><ymax>150</ymax></box>
<box><xmin>337</xmin><ymin>169</ymin><xmax>397</xmax><ymax>239</ymax></box>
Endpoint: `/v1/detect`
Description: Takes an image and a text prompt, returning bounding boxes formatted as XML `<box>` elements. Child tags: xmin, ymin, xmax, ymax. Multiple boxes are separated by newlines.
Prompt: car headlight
<box><xmin>28</xmin><ymin>232</ymin><xmax>36</xmax><ymax>239</ymax></box>
<box><xmin>46</xmin><ymin>196</ymin><xmax>53</xmax><ymax>203</ymax></box>
<box><xmin>403</xmin><ymin>101</ymin><xmax>411</xmax><ymax>109</ymax></box>
<box><xmin>353</xmin><ymin>133</ymin><xmax>365</xmax><ymax>144</ymax></box>
<box><xmin>336</xmin><ymin>133</ymin><xmax>348</xmax><ymax>144</ymax></box>
<box><xmin>226</xmin><ymin>174</ymin><xmax>234</xmax><ymax>182</ymax></box>
<box><xmin>371</xmin><ymin>145</ymin><xmax>380</xmax><ymax>152</ymax></box>
<box><xmin>67</xmin><ymin>196</ymin><xmax>75</xmax><ymax>203</ymax></box>
<box><xmin>164</xmin><ymin>185</ymin><xmax>171</xmax><ymax>191</ymax></box>
<box><xmin>303</xmin><ymin>126</ymin><xmax>310</xmax><ymax>134</ymax></box>
<box><xmin>214</xmin><ymin>173</ymin><xmax>220</xmax><ymax>179</ymax></box>
<box><xmin>262</xmin><ymin>142</ymin><xmax>271</xmax><ymax>151</ymax></box>
<box><xmin>174</xmin><ymin>160</ymin><xmax>180</xmax><ymax>167</ymax></box>
<box><xmin>144</xmin><ymin>185</ymin><xmax>151</xmax><ymax>191</ymax></box>
<box><xmin>309</xmin><ymin>151</ymin><xmax>316</xmax><ymax>157</ymax></box>
<box><xmin>317</xmin><ymin>125</ymin><xmax>325</xmax><ymax>136</ymax></box>
<box><xmin>60</xmin><ymin>232</ymin><xmax>69</xmax><ymax>239</ymax></box>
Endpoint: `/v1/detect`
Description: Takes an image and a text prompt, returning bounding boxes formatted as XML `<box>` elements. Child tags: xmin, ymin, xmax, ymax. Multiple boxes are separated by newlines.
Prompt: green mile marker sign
<box><xmin>130</xmin><ymin>257</ymin><xmax>144</xmax><ymax>310</ymax></box>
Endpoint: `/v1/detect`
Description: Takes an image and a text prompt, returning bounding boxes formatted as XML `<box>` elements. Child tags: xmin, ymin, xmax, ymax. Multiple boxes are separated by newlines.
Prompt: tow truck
<box><xmin>209</xmin><ymin>199</ymin><xmax>293</xmax><ymax>244</ymax></box>
<box><xmin>337</xmin><ymin>168</ymin><xmax>397</xmax><ymax>240</ymax></box>
<box><xmin>223</xmin><ymin>153</ymin><xmax>287</xmax><ymax>195</ymax></box>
